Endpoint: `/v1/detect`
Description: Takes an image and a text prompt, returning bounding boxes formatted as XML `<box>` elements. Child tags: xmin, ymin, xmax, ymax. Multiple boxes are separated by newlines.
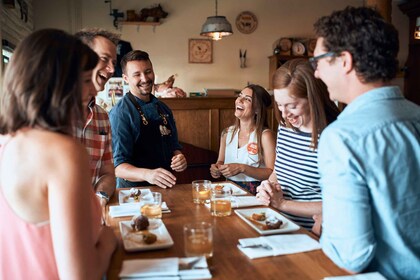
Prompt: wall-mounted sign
<box><xmin>236</xmin><ymin>11</ymin><xmax>258</xmax><ymax>34</ymax></box>
<box><xmin>189</xmin><ymin>39</ymin><xmax>212</xmax><ymax>64</ymax></box>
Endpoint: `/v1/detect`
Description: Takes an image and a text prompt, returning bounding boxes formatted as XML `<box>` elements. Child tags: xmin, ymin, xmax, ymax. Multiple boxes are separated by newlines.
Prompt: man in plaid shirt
<box><xmin>75</xmin><ymin>28</ymin><xmax>120</xmax><ymax>208</ymax></box>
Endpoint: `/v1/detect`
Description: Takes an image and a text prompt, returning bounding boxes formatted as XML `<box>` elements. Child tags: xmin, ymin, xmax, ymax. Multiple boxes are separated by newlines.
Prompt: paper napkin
<box><xmin>324</xmin><ymin>272</ymin><xmax>387</xmax><ymax>280</ymax></box>
<box><xmin>119</xmin><ymin>256</ymin><xmax>212</xmax><ymax>280</ymax></box>
<box><xmin>109</xmin><ymin>202</ymin><xmax>170</xmax><ymax>218</ymax></box>
<box><xmin>231</xmin><ymin>196</ymin><xmax>265</xmax><ymax>208</ymax></box>
<box><xmin>238</xmin><ymin>234</ymin><xmax>321</xmax><ymax>259</ymax></box>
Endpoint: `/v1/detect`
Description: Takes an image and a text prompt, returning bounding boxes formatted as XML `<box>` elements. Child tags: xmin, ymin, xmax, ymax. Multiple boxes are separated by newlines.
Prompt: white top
<box><xmin>224</xmin><ymin>126</ymin><xmax>265</xmax><ymax>182</ymax></box>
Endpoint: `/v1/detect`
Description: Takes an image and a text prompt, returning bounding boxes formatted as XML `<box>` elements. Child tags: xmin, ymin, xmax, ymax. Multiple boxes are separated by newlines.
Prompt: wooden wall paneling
<box><xmin>172</xmin><ymin>109</ymin><xmax>211</xmax><ymax>149</ymax></box>
<box><xmin>210</xmin><ymin>108</ymin><xmax>220</xmax><ymax>153</ymax></box>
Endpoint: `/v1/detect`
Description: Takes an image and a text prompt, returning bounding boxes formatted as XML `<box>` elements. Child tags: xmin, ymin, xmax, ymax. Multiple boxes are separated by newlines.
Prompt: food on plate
<box><xmin>142</xmin><ymin>232</ymin><xmax>157</xmax><ymax>244</ymax></box>
<box><xmin>251</xmin><ymin>212</ymin><xmax>266</xmax><ymax>221</ymax></box>
<box><xmin>265</xmin><ymin>217</ymin><xmax>283</xmax><ymax>229</ymax></box>
<box><xmin>131</xmin><ymin>215</ymin><xmax>149</xmax><ymax>231</ymax></box>
<box><xmin>129</xmin><ymin>188</ymin><xmax>141</xmax><ymax>202</ymax></box>
<box><xmin>214</xmin><ymin>184</ymin><xmax>224</xmax><ymax>191</ymax></box>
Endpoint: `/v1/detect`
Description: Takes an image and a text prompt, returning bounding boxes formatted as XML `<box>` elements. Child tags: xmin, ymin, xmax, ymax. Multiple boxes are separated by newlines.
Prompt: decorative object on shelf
<box><xmin>139</xmin><ymin>4</ymin><xmax>168</xmax><ymax>22</ymax></box>
<box><xmin>306</xmin><ymin>39</ymin><xmax>317</xmax><ymax>56</ymax></box>
<box><xmin>415</xmin><ymin>17</ymin><xmax>420</xmax><ymax>39</ymax></box>
<box><xmin>104</xmin><ymin>0</ymin><xmax>124</xmax><ymax>28</ymax></box>
<box><xmin>235</xmin><ymin>11</ymin><xmax>258</xmax><ymax>34</ymax></box>
<box><xmin>278</xmin><ymin>38</ymin><xmax>292</xmax><ymax>55</ymax></box>
<box><xmin>239</xmin><ymin>49</ymin><xmax>247</xmax><ymax>68</ymax></box>
<box><xmin>189</xmin><ymin>39</ymin><xmax>212</xmax><ymax>64</ymax></box>
<box><xmin>200</xmin><ymin>0</ymin><xmax>233</xmax><ymax>41</ymax></box>
<box><xmin>291</xmin><ymin>39</ymin><xmax>306</xmax><ymax>56</ymax></box>
<box><xmin>126</xmin><ymin>10</ymin><xmax>139</xmax><ymax>21</ymax></box>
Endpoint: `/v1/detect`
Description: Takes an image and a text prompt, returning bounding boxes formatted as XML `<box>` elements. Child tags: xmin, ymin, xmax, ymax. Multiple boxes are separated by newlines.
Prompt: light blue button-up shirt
<box><xmin>318</xmin><ymin>86</ymin><xmax>420</xmax><ymax>279</ymax></box>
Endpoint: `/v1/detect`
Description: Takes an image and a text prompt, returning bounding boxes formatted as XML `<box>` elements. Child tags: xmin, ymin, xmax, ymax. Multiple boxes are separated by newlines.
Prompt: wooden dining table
<box><xmin>105</xmin><ymin>183</ymin><xmax>348</xmax><ymax>280</ymax></box>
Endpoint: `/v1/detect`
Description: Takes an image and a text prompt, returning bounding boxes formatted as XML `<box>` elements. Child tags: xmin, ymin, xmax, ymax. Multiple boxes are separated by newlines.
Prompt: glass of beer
<box><xmin>183</xmin><ymin>222</ymin><xmax>213</xmax><ymax>260</ymax></box>
<box><xmin>140</xmin><ymin>192</ymin><xmax>162</xmax><ymax>229</ymax></box>
<box><xmin>210</xmin><ymin>186</ymin><xmax>232</xmax><ymax>217</ymax></box>
<box><xmin>192</xmin><ymin>180</ymin><xmax>211</xmax><ymax>204</ymax></box>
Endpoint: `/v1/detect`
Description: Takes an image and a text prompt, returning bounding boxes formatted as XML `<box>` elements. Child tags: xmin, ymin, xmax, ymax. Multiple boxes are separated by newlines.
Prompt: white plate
<box><xmin>234</xmin><ymin>208</ymin><xmax>300</xmax><ymax>235</ymax></box>
<box><xmin>119</xmin><ymin>220</ymin><xmax>174</xmax><ymax>252</ymax></box>
<box><xmin>211</xmin><ymin>182</ymin><xmax>248</xmax><ymax>196</ymax></box>
<box><xmin>119</xmin><ymin>188</ymin><xmax>153</xmax><ymax>204</ymax></box>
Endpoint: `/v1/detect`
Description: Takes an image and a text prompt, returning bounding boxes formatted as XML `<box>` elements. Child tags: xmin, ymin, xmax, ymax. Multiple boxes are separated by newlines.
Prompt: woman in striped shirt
<box><xmin>256</xmin><ymin>59</ymin><xmax>340</xmax><ymax>232</ymax></box>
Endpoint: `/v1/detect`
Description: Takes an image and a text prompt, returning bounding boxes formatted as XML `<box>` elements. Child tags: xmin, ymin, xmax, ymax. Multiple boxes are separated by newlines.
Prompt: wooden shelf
<box><xmin>119</xmin><ymin>21</ymin><xmax>161</xmax><ymax>26</ymax></box>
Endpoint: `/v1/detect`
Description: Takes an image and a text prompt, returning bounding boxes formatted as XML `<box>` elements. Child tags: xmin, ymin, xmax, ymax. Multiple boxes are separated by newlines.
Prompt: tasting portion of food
<box><xmin>131</xmin><ymin>215</ymin><xmax>150</xmax><ymax>231</ymax></box>
<box><xmin>251</xmin><ymin>212</ymin><xmax>266</xmax><ymax>221</ymax></box>
<box><xmin>249</xmin><ymin>212</ymin><xmax>282</xmax><ymax>229</ymax></box>
<box><xmin>214</xmin><ymin>184</ymin><xmax>224</xmax><ymax>191</ymax></box>
<box><xmin>130</xmin><ymin>215</ymin><xmax>158</xmax><ymax>245</ymax></box>
<box><xmin>142</xmin><ymin>232</ymin><xmax>158</xmax><ymax>244</ymax></box>
<box><xmin>129</xmin><ymin>188</ymin><xmax>142</xmax><ymax>202</ymax></box>
<box><xmin>265</xmin><ymin>217</ymin><xmax>283</xmax><ymax>229</ymax></box>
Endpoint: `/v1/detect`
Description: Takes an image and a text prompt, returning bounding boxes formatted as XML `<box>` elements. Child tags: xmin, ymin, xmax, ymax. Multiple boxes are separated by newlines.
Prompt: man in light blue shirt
<box><xmin>312</xmin><ymin>6</ymin><xmax>420</xmax><ymax>279</ymax></box>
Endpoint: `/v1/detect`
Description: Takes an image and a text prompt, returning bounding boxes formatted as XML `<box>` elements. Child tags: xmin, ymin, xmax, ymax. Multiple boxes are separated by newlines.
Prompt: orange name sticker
<box><xmin>247</xmin><ymin>142</ymin><xmax>258</xmax><ymax>155</ymax></box>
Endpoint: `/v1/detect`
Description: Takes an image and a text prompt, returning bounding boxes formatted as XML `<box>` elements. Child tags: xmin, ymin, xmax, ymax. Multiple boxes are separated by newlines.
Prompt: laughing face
<box><xmin>234</xmin><ymin>87</ymin><xmax>254</xmax><ymax>120</ymax></box>
<box><xmin>90</xmin><ymin>36</ymin><xmax>117</xmax><ymax>92</ymax></box>
<box><xmin>123</xmin><ymin>59</ymin><xmax>155</xmax><ymax>102</ymax></box>
<box><xmin>274</xmin><ymin>88</ymin><xmax>312</xmax><ymax>133</ymax></box>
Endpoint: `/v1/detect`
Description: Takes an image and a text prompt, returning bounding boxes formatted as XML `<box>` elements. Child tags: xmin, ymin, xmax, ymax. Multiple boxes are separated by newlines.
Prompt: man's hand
<box><xmin>171</xmin><ymin>153</ymin><xmax>187</xmax><ymax>172</ymax></box>
<box><xmin>210</xmin><ymin>163</ymin><xmax>222</xmax><ymax>178</ymax></box>
<box><xmin>145</xmin><ymin>168</ymin><xmax>177</xmax><ymax>188</ymax></box>
<box><xmin>218</xmin><ymin>163</ymin><xmax>244</xmax><ymax>177</ymax></box>
<box><xmin>256</xmin><ymin>180</ymin><xmax>284</xmax><ymax>210</ymax></box>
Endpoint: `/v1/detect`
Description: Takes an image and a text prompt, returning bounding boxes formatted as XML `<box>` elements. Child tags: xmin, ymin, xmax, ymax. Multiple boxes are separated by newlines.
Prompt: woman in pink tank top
<box><xmin>0</xmin><ymin>29</ymin><xmax>117</xmax><ymax>279</ymax></box>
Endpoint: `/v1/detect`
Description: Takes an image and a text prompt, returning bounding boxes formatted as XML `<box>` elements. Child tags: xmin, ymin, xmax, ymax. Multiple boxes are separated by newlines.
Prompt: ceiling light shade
<box><xmin>200</xmin><ymin>0</ymin><xmax>233</xmax><ymax>41</ymax></box>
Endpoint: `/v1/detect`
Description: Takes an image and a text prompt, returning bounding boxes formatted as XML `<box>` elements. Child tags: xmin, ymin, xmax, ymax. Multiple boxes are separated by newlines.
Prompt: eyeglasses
<box><xmin>309</xmin><ymin>52</ymin><xmax>336</xmax><ymax>70</ymax></box>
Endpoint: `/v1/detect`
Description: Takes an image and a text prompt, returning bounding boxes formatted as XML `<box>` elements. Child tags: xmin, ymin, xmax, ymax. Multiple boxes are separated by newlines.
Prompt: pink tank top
<box><xmin>0</xmin><ymin>139</ymin><xmax>102</xmax><ymax>279</ymax></box>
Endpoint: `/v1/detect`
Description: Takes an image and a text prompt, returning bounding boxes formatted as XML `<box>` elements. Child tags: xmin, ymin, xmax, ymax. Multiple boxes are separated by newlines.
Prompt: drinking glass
<box><xmin>210</xmin><ymin>186</ymin><xmax>232</xmax><ymax>217</ymax></box>
<box><xmin>183</xmin><ymin>222</ymin><xmax>213</xmax><ymax>260</ymax></box>
<box><xmin>140</xmin><ymin>192</ymin><xmax>162</xmax><ymax>229</ymax></box>
<box><xmin>192</xmin><ymin>180</ymin><xmax>211</xmax><ymax>204</ymax></box>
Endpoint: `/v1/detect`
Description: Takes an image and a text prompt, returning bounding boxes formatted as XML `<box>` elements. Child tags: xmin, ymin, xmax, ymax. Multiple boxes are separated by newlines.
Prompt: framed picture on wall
<box><xmin>188</xmin><ymin>39</ymin><xmax>212</xmax><ymax>64</ymax></box>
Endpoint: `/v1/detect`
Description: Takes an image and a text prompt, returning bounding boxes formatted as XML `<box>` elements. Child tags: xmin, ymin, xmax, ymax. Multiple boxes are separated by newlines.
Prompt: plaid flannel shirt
<box><xmin>77</xmin><ymin>98</ymin><xmax>114</xmax><ymax>186</ymax></box>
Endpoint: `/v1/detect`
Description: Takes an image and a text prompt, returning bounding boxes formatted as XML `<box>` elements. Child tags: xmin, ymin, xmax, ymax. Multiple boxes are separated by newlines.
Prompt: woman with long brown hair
<box><xmin>256</xmin><ymin>59</ymin><xmax>340</xmax><ymax>232</ymax></box>
<box><xmin>210</xmin><ymin>84</ymin><xmax>276</xmax><ymax>195</ymax></box>
<box><xmin>0</xmin><ymin>29</ymin><xmax>117</xmax><ymax>279</ymax></box>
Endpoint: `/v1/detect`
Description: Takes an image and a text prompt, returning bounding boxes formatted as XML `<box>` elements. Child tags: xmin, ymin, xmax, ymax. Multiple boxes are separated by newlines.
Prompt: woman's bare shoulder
<box><xmin>6</xmin><ymin>129</ymin><xmax>87</xmax><ymax>166</ymax></box>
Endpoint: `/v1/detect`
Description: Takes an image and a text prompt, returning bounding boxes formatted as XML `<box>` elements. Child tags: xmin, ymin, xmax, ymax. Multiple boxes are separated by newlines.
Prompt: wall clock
<box><xmin>189</xmin><ymin>39</ymin><xmax>212</xmax><ymax>63</ymax></box>
<box><xmin>236</xmin><ymin>11</ymin><xmax>258</xmax><ymax>34</ymax></box>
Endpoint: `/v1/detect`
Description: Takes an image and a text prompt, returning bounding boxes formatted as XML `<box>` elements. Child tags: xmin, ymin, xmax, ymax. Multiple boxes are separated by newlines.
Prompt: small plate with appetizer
<box><xmin>119</xmin><ymin>215</ymin><xmax>174</xmax><ymax>252</ymax></box>
<box><xmin>211</xmin><ymin>182</ymin><xmax>248</xmax><ymax>196</ymax></box>
<box><xmin>119</xmin><ymin>188</ymin><xmax>153</xmax><ymax>204</ymax></box>
<box><xmin>234</xmin><ymin>208</ymin><xmax>300</xmax><ymax>235</ymax></box>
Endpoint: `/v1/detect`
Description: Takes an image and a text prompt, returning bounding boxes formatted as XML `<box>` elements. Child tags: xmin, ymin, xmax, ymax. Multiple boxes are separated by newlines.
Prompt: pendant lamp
<box><xmin>200</xmin><ymin>0</ymin><xmax>233</xmax><ymax>41</ymax></box>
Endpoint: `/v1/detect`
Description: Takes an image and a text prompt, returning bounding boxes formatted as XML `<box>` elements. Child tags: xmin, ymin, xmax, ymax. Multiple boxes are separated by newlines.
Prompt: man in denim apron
<box><xmin>109</xmin><ymin>50</ymin><xmax>187</xmax><ymax>189</ymax></box>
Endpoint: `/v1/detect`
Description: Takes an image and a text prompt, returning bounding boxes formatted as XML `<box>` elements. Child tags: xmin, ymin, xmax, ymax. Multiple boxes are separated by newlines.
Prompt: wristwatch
<box><xmin>96</xmin><ymin>191</ymin><xmax>109</xmax><ymax>203</ymax></box>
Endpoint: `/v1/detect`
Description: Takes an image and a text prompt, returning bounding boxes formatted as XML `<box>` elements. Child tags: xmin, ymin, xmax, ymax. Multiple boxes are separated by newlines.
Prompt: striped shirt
<box><xmin>274</xmin><ymin>126</ymin><xmax>321</xmax><ymax>230</ymax></box>
<box><xmin>76</xmin><ymin>98</ymin><xmax>114</xmax><ymax>186</ymax></box>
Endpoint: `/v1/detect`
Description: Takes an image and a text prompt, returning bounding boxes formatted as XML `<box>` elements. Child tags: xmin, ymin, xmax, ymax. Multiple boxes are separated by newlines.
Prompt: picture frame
<box><xmin>188</xmin><ymin>39</ymin><xmax>212</xmax><ymax>64</ymax></box>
